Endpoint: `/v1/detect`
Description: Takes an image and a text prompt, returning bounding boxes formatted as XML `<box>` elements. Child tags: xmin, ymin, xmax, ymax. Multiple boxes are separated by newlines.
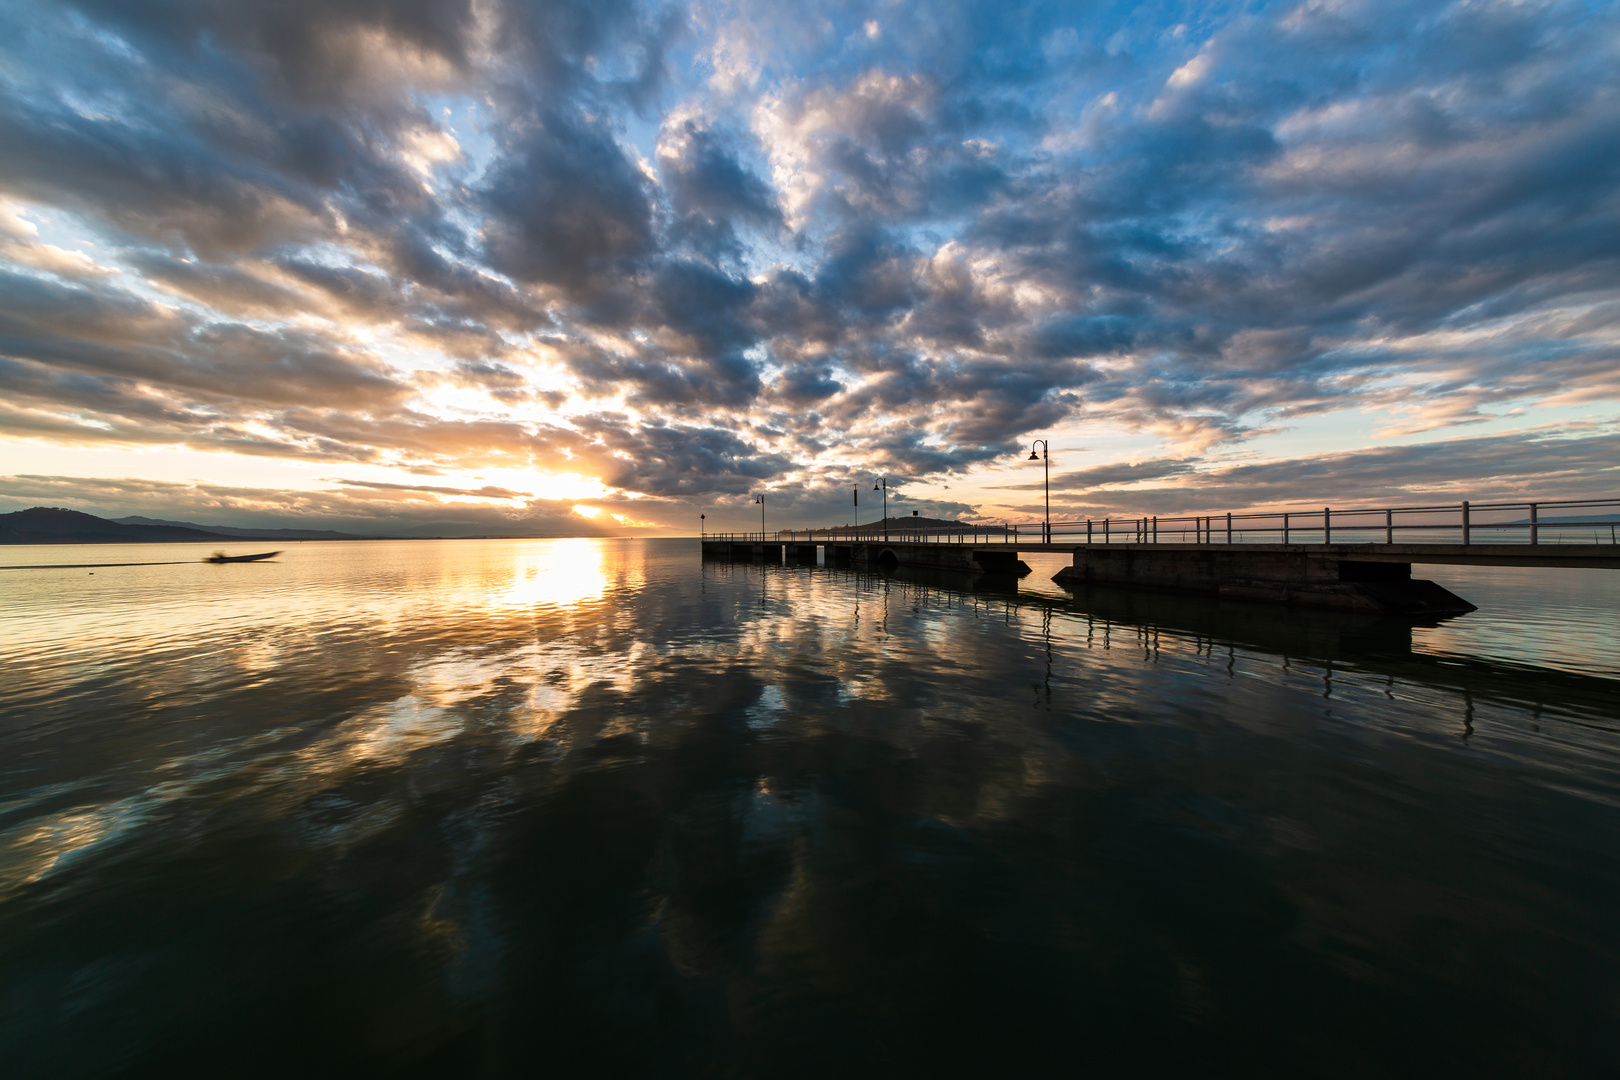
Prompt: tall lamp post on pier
<box><xmin>754</xmin><ymin>493</ymin><xmax>765</xmax><ymax>538</ymax></box>
<box><xmin>873</xmin><ymin>478</ymin><xmax>888</xmax><ymax>540</ymax></box>
<box><xmin>1028</xmin><ymin>440</ymin><xmax>1050</xmax><ymax>543</ymax></box>
<box><xmin>699</xmin><ymin>513</ymin><xmax>705</xmax><ymax>538</ymax></box>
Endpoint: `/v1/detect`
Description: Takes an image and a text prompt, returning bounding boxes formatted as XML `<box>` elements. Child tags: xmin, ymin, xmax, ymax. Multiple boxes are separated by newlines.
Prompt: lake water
<box><xmin>2</xmin><ymin>538</ymin><xmax>1619</xmax><ymax>1077</ymax></box>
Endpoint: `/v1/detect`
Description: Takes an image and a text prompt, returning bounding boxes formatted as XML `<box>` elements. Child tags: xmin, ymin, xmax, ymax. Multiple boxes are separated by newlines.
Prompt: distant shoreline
<box><xmin>0</xmin><ymin>533</ymin><xmax>634</xmax><ymax>546</ymax></box>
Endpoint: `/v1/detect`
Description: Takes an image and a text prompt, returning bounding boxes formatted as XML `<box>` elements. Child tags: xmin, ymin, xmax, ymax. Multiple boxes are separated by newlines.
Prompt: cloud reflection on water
<box><xmin>0</xmin><ymin>538</ymin><xmax>1617</xmax><ymax>1076</ymax></box>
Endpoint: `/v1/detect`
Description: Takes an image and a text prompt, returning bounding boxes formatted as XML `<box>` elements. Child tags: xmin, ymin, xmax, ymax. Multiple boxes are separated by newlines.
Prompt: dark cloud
<box><xmin>481</xmin><ymin>109</ymin><xmax>657</xmax><ymax>293</ymax></box>
<box><xmin>578</xmin><ymin>416</ymin><xmax>794</xmax><ymax>497</ymax></box>
<box><xmin>0</xmin><ymin>270</ymin><xmax>406</xmax><ymax>407</ymax></box>
<box><xmin>659</xmin><ymin>118</ymin><xmax>782</xmax><ymax>261</ymax></box>
<box><xmin>70</xmin><ymin>0</ymin><xmax>480</xmax><ymax>104</ymax></box>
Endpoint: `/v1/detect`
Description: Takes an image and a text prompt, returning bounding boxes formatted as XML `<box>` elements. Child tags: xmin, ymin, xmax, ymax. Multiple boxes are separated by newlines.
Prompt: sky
<box><xmin>0</xmin><ymin>0</ymin><xmax>1617</xmax><ymax>536</ymax></box>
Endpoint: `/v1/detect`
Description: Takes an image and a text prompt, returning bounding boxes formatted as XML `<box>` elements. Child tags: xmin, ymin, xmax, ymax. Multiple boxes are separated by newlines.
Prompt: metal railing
<box><xmin>701</xmin><ymin>497</ymin><xmax>1620</xmax><ymax>547</ymax></box>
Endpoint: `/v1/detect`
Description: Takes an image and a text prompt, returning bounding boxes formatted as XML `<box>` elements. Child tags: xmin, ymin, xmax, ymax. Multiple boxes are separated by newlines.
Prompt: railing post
<box><xmin>1152</xmin><ymin>515</ymin><xmax>1158</xmax><ymax>543</ymax></box>
<box><xmin>1324</xmin><ymin>506</ymin><xmax>1331</xmax><ymax>546</ymax></box>
<box><xmin>1462</xmin><ymin>500</ymin><xmax>1471</xmax><ymax>546</ymax></box>
<box><xmin>1530</xmin><ymin>503</ymin><xmax>1538</xmax><ymax>546</ymax></box>
<box><xmin>1385</xmin><ymin>508</ymin><xmax>1393</xmax><ymax>545</ymax></box>
<box><xmin>1104</xmin><ymin>518</ymin><xmax>1110</xmax><ymax>543</ymax></box>
<box><xmin>1226</xmin><ymin>512</ymin><xmax>1232</xmax><ymax>544</ymax></box>
<box><xmin>1283</xmin><ymin>512</ymin><xmax>1289</xmax><ymax>545</ymax></box>
<box><xmin>1087</xmin><ymin>519</ymin><xmax>1093</xmax><ymax>544</ymax></box>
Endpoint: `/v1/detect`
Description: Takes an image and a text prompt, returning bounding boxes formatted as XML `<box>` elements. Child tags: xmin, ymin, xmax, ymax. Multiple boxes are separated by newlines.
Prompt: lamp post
<box><xmin>872</xmin><ymin>478</ymin><xmax>888</xmax><ymax>540</ymax></box>
<box><xmin>699</xmin><ymin>513</ymin><xmax>705</xmax><ymax>539</ymax></box>
<box><xmin>1028</xmin><ymin>440</ymin><xmax>1050</xmax><ymax>543</ymax></box>
<box><xmin>754</xmin><ymin>493</ymin><xmax>765</xmax><ymax>538</ymax></box>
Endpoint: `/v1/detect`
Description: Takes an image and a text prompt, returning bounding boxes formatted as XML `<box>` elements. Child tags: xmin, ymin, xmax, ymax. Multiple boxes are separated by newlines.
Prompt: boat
<box><xmin>203</xmin><ymin>551</ymin><xmax>281</xmax><ymax>563</ymax></box>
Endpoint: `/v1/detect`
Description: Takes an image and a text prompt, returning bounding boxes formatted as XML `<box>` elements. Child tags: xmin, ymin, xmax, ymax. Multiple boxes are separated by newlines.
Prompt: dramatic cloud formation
<box><xmin>0</xmin><ymin>0</ymin><xmax>1616</xmax><ymax>532</ymax></box>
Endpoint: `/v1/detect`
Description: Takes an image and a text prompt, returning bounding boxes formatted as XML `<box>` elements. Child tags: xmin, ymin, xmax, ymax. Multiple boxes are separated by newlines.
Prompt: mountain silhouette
<box><xmin>0</xmin><ymin>507</ymin><xmax>227</xmax><ymax>544</ymax></box>
<box><xmin>0</xmin><ymin>507</ymin><xmax>384</xmax><ymax>545</ymax></box>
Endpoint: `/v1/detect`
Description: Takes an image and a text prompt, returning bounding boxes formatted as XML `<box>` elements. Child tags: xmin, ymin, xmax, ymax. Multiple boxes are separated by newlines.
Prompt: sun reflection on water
<box><xmin>483</xmin><ymin>538</ymin><xmax>609</xmax><ymax>612</ymax></box>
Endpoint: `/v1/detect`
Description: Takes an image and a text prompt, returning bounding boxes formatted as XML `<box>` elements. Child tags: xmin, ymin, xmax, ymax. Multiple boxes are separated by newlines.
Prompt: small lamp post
<box><xmin>754</xmin><ymin>493</ymin><xmax>765</xmax><ymax>538</ymax></box>
<box><xmin>1028</xmin><ymin>440</ymin><xmax>1050</xmax><ymax>543</ymax></box>
<box><xmin>700</xmin><ymin>513</ymin><xmax>705</xmax><ymax>539</ymax></box>
<box><xmin>872</xmin><ymin>478</ymin><xmax>888</xmax><ymax>540</ymax></box>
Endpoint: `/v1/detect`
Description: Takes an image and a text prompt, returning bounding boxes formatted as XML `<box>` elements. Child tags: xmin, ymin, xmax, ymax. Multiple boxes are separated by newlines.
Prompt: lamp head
<box><xmin>872</xmin><ymin>482</ymin><xmax>880</xmax><ymax>490</ymax></box>
<box><xmin>1028</xmin><ymin>450</ymin><xmax>1040</xmax><ymax>461</ymax></box>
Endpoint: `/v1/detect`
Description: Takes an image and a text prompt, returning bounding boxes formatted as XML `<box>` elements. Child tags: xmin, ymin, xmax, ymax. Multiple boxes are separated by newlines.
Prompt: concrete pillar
<box><xmin>1052</xmin><ymin>546</ymin><xmax>1473</xmax><ymax>616</ymax></box>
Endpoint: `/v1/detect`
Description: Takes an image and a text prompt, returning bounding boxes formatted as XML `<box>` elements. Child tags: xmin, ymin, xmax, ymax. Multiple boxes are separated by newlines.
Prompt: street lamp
<box><xmin>1028</xmin><ymin>440</ymin><xmax>1050</xmax><ymax>543</ymax></box>
<box><xmin>699</xmin><ymin>513</ymin><xmax>705</xmax><ymax>538</ymax></box>
<box><xmin>872</xmin><ymin>478</ymin><xmax>888</xmax><ymax>540</ymax></box>
<box><xmin>754</xmin><ymin>493</ymin><xmax>765</xmax><ymax>538</ymax></box>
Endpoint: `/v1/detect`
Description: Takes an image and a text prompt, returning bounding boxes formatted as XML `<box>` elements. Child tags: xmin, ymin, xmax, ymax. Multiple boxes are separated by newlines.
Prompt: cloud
<box><xmin>658</xmin><ymin>114</ymin><xmax>782</xmax><ymax>260</ymax></box>
<box><xmin>0</xmin><ymin>0</ymin><xmax>1616</xmax><ymax>526</ymax></box>
<box><xmin>1000</xmin><ymin>425</ymin><xmax>1620</xmax><ymax>516</ymax></box>
<box><xmin>480</xmin><ymin>109</ymin><xmax>657</xmax><ymax>293</ymax></box>
<box><xmin>328</xmin><ymin>478</ymin><xmax>533</xmax><ymax>500</ymax></box>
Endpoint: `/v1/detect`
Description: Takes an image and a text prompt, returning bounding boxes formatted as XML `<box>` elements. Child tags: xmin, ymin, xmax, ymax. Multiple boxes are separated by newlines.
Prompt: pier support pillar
<box><xmin>852</xmin><ymin>543</ymin><xmax>1029</xmax><ymax>576</ymax></box>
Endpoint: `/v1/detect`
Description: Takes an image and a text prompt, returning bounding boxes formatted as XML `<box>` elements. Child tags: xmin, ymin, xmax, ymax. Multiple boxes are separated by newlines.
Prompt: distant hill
<box><xmin>114</xmin><ymin>515</ymin><xmax>370</xmax><ymax>541</ymax></box>
<box><xmin>0</xmin><ymin>507</ymin><xmax>379</xmax><ymax>544</ymax></box>
<box><xmin>0</xmin><ymin>507</ymin><xmax>228</xmax><ymax>544</ymax></box>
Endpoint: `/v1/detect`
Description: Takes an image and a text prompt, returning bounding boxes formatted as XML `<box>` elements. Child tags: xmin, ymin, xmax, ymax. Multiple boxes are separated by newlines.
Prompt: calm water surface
<box><xmin>2</xmin><ymin>538</ymin><xmax>1619</xmax><ymax>1077</ymax></box>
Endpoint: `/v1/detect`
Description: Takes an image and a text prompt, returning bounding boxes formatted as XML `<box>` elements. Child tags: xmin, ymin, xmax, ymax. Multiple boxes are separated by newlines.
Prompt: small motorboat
<box><xmin>203</xmin><ymin>551</ymin><xmax>281</xmax><ymax>564</ymax></box>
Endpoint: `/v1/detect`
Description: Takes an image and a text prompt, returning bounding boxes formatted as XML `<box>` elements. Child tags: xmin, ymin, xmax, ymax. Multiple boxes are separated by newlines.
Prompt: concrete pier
<box><xmin>702</xmin><ymin>539</ymin><xmax>1030</xmax><ymax>576</ymax></box>
<box><xmin>702</xmin><ymin>534</ymin><xmax>1618</xmax><ymax>615</ymax></box>
<box><xmin>1051</xmin><ymin>544</ymin><xmax>1475</xmax><ymax>616</ymax></box>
